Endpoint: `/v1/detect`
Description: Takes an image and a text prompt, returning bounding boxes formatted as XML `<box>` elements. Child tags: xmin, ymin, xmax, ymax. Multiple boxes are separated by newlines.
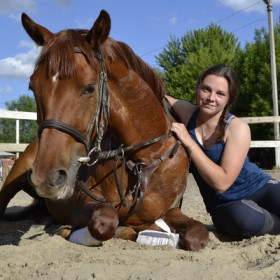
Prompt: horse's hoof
<box><xmin>59</xmin><ymin>225</ymin><xmax>72</xmax><ymax>239</ymax></box>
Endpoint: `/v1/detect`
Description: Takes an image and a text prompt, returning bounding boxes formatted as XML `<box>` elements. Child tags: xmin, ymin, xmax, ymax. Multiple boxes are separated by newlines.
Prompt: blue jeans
<box><xmin>211</xmin><ymin>179</ymin><xmax>280</xmax><ymax>237</ymax></box>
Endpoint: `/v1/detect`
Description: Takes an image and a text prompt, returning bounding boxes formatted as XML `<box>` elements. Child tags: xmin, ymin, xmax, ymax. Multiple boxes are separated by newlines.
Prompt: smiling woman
<box><xmin>196</xmin><ymin>74</ymin><xmax>231</xmax><ymax>147</ymax></box>
<box><xmin>167</xmin><ymin>64</ymin><xmax>280</xmax><ymax>238</ymax></box>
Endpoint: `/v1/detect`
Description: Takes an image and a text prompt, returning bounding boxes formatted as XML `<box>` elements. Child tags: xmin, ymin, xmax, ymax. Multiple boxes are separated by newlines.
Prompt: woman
<box><xmin>167</xmin><ymin>64</ymin><xmax>280</xmax><ymax>237</ymax></box>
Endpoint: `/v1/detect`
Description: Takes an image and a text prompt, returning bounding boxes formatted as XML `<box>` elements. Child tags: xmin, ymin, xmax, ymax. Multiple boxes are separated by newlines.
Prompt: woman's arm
<box><xmin>171</xmin><ymin>118</ymin><xmax>251</xmax><ymax>193</ymax></box>
<box><xmin>165</xmin><ymin>95</ymin><xmax>197</xmax><ymax>124</ymax></box>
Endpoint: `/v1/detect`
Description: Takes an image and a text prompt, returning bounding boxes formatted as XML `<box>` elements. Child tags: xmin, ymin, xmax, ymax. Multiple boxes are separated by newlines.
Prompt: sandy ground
<box><xmin>1</xmin><ymin>172</ymin><xmax>280</xmax><ymax>280</ymax></box>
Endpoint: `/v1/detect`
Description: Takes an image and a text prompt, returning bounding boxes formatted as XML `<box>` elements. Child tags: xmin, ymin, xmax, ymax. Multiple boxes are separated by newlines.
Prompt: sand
<box><xmin>0</xmin><ymin>172</ymin><xmax>280</xmax><ymax>280</ymax></box>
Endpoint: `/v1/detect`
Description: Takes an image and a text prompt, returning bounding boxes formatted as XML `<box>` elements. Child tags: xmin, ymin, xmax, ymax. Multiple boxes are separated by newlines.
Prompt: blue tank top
<box><xmin>187</xmin><ymin>109</ymin><xmax>271</xmax><ymax>215</ymax></box>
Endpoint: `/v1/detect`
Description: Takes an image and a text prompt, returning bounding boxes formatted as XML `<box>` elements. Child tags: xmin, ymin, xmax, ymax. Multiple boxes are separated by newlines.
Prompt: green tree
<box><xmin>232</xmin><ymin>24</ymin><xmax>280</xmax><ymax>168</ymax></box>
<box><xmin>155</xmin><ymin>23</ymin><xmax>242</xmax><ymax>102</ymax></box>
<box><xmin>0</xmin><ymin>95</ymin><xmax>37</xmax><ymax>144</ymax></box>
<box><xmin>235</xmin><ymin>27</ymin><xmax>272</xmax><ymax>118</ymax></box>
<box><xmin>233</xmin><ymin>24</ymin><xmax>280</xmax><ymax>142</ymax></box>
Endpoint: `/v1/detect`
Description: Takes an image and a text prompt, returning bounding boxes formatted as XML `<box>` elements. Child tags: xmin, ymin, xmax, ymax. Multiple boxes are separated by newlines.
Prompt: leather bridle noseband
<box><xmin>37</xmin><ymin>47</ymin><xmax>180</xmax><ymax>217</ymax></box>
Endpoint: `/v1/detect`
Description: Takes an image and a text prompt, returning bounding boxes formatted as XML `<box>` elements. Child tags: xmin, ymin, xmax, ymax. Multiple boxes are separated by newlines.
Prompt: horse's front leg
<box><xmin>67</xmin><ymin>203</ymin><xmax>119</xmax><ymax>246</ymax></box>
<box><xmin>163</xmin><ymin>207</ymin><xmax>209</xmax><ymax>251</ymax></box>
<box><xmin>0</xmin><ymin>141</ymin><xmax>39</xmax><ymax>218</ymax></box>
<box><xmin>88</xmin><ymin>203</ymin><xmax>119</xmax><ymax>241</ymax></box>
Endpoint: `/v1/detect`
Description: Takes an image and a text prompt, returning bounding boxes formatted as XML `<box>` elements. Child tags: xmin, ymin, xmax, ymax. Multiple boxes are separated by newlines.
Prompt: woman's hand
<box><xmin>171</xmin><ymin>122</ymin><xmax>194</xmax><ymax>151</ymax></box>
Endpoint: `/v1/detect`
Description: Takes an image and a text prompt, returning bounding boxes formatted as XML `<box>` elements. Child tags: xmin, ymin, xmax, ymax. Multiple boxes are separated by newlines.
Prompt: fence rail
<box><xmin>0</xmin><ymin>109</ymin><xmax>37</xmax><ymax>153</ymax></box>
<box><xmin>1</xmin><ymin>109</ymin><xmax>280</xmax><ymax>152</ymax></box>
<box><xmin>239</xmin><ymin>117</ymin><xmax>280</xmax><ymax>153</ymax></box>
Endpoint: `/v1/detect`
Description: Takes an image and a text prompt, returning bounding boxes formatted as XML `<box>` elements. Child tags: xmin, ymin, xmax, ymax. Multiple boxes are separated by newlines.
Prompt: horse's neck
<box><xmin>108</xmin><ymin>71</ymin><xmax>170</xmax><ymax>161</ymax></box>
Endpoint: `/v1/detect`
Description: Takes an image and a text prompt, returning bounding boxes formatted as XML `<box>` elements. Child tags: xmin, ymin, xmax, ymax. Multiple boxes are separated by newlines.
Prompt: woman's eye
<box><xmin>83</xmin><ymin>85</ymin><xmax>95</xmax><ymax>95</ymax></box>
<box><xmin>217</xmin><ymin>92</ymin><xmax>226</xmax><ymax>97</ymax></box>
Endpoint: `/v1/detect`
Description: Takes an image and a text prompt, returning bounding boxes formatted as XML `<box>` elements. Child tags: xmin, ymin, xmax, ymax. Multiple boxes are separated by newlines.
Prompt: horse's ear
<box><xmin>21</xmin><ymin>13</ymin><xmax>53</xmax><ymax>46</ymax></box>
<box><xmin>86</xmin><ymin>10</ymin><xmax>111</xmax><ymax>50</ymax></box>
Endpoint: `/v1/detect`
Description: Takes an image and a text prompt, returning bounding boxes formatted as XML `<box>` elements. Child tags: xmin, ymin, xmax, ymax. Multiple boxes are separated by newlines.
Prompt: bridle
<box><xmin>38</xmin><ymin>48</ymin><xmax>109</xmax><ymax>159</ymax></box>
<box><xmin>37</xmin><ymin>47</ymin><xmax>180</xmax><ymax>217</ymax></box>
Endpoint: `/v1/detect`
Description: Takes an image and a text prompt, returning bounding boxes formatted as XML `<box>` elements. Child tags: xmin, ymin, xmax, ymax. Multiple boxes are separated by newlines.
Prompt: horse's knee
<box><xmin>88</xmin><ymin>203</ymin><xmax>119</xmax><ymax>241</ymax></box>
<box><xmin>179</xmin><ymin>220</ymin><xmax>209</xmax><ymax>251</ymax></box>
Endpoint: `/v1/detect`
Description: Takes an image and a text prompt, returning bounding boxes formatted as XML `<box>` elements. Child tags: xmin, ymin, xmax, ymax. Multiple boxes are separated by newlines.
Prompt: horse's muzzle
<box><xmin>28</xmin><ymin>168</ymin><xmax>73</xmax><ymax>200</ymax></box>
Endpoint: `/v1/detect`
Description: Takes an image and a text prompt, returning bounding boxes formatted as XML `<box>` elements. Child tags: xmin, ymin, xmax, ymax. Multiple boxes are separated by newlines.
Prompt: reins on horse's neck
<box><xmin>80</xmin><ymin>131</ymin><xmax>175</xmax><ymax>165</ymax></box>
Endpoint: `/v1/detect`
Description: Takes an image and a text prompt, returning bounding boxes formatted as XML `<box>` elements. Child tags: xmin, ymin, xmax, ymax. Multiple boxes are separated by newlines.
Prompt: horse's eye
<box><xmin>83</xmin><ymin>85</ymin><xmax>95</xmax><ymax>95</ymax></box>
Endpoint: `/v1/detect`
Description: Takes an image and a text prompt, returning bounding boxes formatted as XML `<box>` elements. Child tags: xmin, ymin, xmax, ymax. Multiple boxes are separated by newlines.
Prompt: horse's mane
<box><xmin>35</xmin><ymin>29</ymin><xmax>166</xmax><ymax>103</ymax></box>
<box><xmin>101</xmin><ymin>39</ymin><xmax>166</xmax><ymax>103</ymax></box>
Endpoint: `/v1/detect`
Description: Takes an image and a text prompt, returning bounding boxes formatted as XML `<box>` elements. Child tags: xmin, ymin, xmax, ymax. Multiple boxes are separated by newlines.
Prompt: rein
<box><xmin>79</xmin><ymin>131</ymin><xmax>174</xmax><ymax>165</ymax></box>
<box><xmin>37</xmin><ymin>47</ymin><xmax>181</xmax><ymax>217</ymax></box>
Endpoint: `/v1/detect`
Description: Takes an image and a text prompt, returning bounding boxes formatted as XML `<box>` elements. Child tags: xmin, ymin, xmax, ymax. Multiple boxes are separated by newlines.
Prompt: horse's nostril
<box><xmin>56</xmin><ymin>170</ymin><xmax>67</xmax><ymax>186</ymax></box>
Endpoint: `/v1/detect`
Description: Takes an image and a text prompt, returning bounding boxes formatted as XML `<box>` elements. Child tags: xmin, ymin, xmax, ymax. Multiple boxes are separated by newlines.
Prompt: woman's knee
<box><xmin>212</xmin><ymin>200</ymin><xmax>265</xmax><ymax>237</ymax></box>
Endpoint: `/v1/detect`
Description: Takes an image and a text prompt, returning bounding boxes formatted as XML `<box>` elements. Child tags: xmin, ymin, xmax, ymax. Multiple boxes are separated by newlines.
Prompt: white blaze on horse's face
<box><xmin>52</xmin><ymin>72</ymin><xmax>59</xmax><ymax>83</ymax></box>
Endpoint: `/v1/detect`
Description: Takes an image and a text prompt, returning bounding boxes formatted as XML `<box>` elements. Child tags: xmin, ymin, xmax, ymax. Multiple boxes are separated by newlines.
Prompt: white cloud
<box><xmin>0</xmin><ymin>42</ymin><xmax>41</xmax><ymax>80</ymax></box>
<box><xmin>0</xmin><ymin>0</ymin><xmax>37</xmax><ymax>15</ymax></box>
<box><xmin>169</xmin><ymin>16</ymin><xmax>178</xmax><ymax>26</ymax></box>
<box><xmin>148</xmin><ymin>15</ymin><xmax>161</xmax><ymax>27</ymax></box>
<box><xmin>55</xmin><ymin>0</ymin><xmax>72</xmax><ymax>8</ymax></box>
<box><xmin>0</xmin><ymin>85</ymin><xmax>12</xmax><ymax>94</ymax></box>
<box><xmin>8</xmin><ymin>13</ymin><xmax>22</xmax><ymax>21</ymax></box>
<box><xmin>75</xmin><ymin>17</ymin><xmax>94</xmax><ymax>29</ymax></box>
<box><xmin>218</xmin><ymin>0</ymin><xmax>280</xmax><ymax>13</ymax></box>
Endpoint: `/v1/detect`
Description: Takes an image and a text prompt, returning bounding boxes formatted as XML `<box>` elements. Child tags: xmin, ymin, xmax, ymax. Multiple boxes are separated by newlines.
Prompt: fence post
<box><xmin>264</xmin><ymin>0</ymin><xmax>280</xmax><ymax>167</ymax></box>
<box><xmin>16</xmin><ymin>119</ymin><xmax>20</xmax><ymax>158</ymax></box>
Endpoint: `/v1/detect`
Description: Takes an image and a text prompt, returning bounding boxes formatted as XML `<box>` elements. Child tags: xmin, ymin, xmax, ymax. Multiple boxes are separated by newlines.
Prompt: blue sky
<box><xmin>0</xmin><ymin>0</ymin><xmax>280</xmax><ymax>109</ymax></box>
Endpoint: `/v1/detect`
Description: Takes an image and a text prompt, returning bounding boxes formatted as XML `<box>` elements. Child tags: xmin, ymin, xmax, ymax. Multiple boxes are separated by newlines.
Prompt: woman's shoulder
<box><xmin>227</xmin><ymin>115</ymin><xmax>249</xmax><ymax>128</ymax></box>
<box><xmin>225</xmin><ymin>115</ymin><xmax>251</xmax><ymax>141</ymax></box>
<box><xmin>179</xmin><ymin>101</ymin><xmax>197</xmax><ymax>124</ymax></box>
<box><xmin>165</xmin><ymin>95</ymin><xmax>197</xmax><ymax>124</ymax></box>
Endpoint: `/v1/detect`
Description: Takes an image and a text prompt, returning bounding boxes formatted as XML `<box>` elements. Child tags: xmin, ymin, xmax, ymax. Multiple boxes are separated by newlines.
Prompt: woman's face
<box><xmin>197</xmin><ymin>74</ymin><xmax>230</xmax><ymax>116</ymax></box>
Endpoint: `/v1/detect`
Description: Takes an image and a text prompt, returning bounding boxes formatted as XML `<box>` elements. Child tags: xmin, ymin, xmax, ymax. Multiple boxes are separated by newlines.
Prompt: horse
<box><xmin>0</xmin><ymin>10</ymin><xmax>209</xmax><ymax>251</ymax></box>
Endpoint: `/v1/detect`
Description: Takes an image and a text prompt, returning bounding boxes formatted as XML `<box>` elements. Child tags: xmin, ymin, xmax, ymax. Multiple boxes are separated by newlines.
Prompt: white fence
<box><xmin>241</xmin><ymin>116</ymin><xmax>280</xmax><ymax>148</ymax></box>
<box><xmin>0</xmin><ymin>109</ymin><xmax>36</xmax><ymax>153</ymax></box>
<box><xmin>1</xmin><ymin>109</ymin><xmax>280</xmax><ymax>164</ymax></box>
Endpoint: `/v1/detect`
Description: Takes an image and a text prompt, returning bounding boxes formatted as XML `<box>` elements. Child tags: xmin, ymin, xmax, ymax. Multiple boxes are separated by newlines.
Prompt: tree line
<box><xmin>1</xmin><ymin>20</ymin><xmax>280</xmax><ymax>167</ymax></box>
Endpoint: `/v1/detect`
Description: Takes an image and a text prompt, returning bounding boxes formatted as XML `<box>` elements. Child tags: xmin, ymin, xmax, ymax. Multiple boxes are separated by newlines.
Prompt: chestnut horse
<box><xmin>0</xmin><ymin>10</ymin><xmax>209</xmax><ymax>251</ymax></box>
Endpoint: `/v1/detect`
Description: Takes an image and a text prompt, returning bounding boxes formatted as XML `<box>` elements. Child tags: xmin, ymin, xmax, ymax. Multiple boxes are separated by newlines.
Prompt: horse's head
<box><xmin>24</xmin><ymin>10</ymin><xmax>112</xmax><ymax>199</ymax></box>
